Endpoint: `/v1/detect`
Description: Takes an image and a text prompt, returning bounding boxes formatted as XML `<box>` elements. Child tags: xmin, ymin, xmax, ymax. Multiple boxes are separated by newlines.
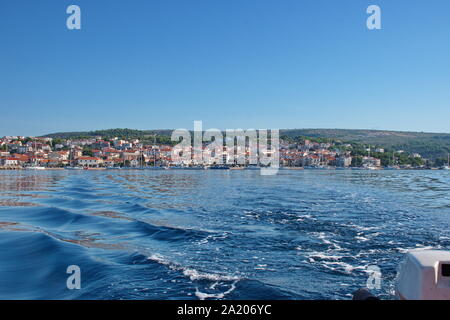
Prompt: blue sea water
<box><xmin>0</xmin><ymin>169</ymin><xmax>449</xmax><ymax>300</ymax></box>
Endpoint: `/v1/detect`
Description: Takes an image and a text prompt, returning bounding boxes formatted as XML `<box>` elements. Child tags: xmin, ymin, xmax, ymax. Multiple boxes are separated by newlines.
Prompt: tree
<box><xmin>351</xmin><ymin>156</ymin><xmax>363</xmax><ymax>167</ymax></box>
<box><xmin>82</xmin><ymin>148</ymin><xmax>93</xmax><ymax>157</ymax></box>
<box><xmin>52</xmin><ymin>138</ymin><xmax>64</xmax><ymax>147</ymax></box>
<box><xmin>435</xmin><ymin>157</ymin><xmax>448</xmax><ymax>167</ymax></box>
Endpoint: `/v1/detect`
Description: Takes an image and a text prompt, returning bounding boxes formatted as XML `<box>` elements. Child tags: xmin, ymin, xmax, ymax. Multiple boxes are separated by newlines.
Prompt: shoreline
<box><xmin>0</xmin><ymin>167</ymin><xmax>447</xmax><ymax>171</ymax></box>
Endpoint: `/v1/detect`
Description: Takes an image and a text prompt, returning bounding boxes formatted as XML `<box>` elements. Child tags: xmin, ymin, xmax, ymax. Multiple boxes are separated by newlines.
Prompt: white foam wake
<box><xmin>147</xmin><ymin>253</ymin><xmax>241</xmax><ymax>282</ymax></box>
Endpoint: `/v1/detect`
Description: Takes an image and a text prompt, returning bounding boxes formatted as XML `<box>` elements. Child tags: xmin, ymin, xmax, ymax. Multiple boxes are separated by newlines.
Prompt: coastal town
<box><xmin>0</xmin><ymin>134</ymin><xmax>447</xmax><ymax>170</ymax></box>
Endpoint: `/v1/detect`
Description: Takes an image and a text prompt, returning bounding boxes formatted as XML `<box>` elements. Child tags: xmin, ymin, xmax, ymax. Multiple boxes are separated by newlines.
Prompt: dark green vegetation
<box><xmin>43</xmin><ymin>128</ymin><xmax>176</xmax><ymax>145</ymax></box>
<box><xmin>348</xmin><ymin>146</ymin><xmax>424</xmax><ymax>167</ymax></box>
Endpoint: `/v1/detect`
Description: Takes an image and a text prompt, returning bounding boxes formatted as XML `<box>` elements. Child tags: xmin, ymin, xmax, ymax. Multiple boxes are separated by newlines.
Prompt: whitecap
<box><xmin>195</xmin><ymin>281</ymin><xmax>237</xmax><ymax>300</ymax></box>
<box><xmin>147</xmin><ymin>253</ymin><xmax>241</xmax><ymax>282</ymax></box>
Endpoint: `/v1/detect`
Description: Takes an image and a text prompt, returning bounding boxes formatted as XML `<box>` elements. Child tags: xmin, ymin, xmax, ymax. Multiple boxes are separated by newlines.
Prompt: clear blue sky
<box><xmin>1</xmin><ymin>0</ymin><xmax>450</xmax><ymax>136</ymax></box>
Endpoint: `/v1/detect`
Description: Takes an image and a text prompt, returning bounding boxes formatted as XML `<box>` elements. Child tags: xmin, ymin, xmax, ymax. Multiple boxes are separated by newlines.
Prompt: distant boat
<box><xmin>208</xmin><ymin>165</ymin><xmax>230</xmax><ymax>170</ymax></box>
<box><xmin>442</xmin><ymin>153</ymin><xmax>450</xmax><ymax>170</ymax></box>
<box><xmin>167</xmin><ymin>166</ymin><xmax>186</xmax><ymax>170</ymax></box>
<box><xmin>244</xmin><ymin>166</ymin><xmax>261</xmax><ymax>170</ymax></box>
<box><xmin>168</xmin><ymin>166</ymin><xmax>205</xmax><ymax>170</ymax></box>
<box><xmin>25</xmin><ymin>166</ymin><xmax>46</xmax><ymax>170</ymax></box>
<box><xmin>385</xmin><ymin>165</ymin><xmax>400</xmax><ymax>170</ymax></box>
<box><xmin>27</xmin><ymin>138</ymin><xmax>45</xmax><ymax>170</ymax></box>
<box><xmin>363</xmin><ymin>166</ymin><xmax>379</xmax><ymax>170</ymax></box>
<box><xmin>66</xmin><ymin>166</ymin><xmax>83</xmax><ymax>170</ymax></box>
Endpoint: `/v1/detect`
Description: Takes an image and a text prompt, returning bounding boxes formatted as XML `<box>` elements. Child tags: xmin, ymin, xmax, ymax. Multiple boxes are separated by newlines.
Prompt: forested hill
<box><xmin>42</xmin><ymin>128</ymin><xmax>450</xmax><ymax>160</ymax></box>
<box><xmin>279</xmin><ymin>129</ymin><xmax>450</xmax><ymax>160</ymax></box>
<box><xmin>42</xmin><ymin>128</ymin><xmax>173</xmax><ymax>139</ymax></box>
<box><xmin>42</xmin><ymin>128</ymin><xmax>175</xmax><ymax>145</ymax></box>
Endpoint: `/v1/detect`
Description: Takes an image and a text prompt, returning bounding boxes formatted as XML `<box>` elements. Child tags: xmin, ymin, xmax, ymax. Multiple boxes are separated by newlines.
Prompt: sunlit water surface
<box><xmin>0</xmin><ymin>170</ymin><xmax>449</xmax><ymax>299</ymax></box>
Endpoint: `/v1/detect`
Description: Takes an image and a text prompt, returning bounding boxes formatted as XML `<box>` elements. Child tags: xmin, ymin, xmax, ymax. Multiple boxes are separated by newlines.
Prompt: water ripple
<box><xmin>0</xmin><ymin>170</ymin><xmax>449</xmax><ymax>299</ymax></box>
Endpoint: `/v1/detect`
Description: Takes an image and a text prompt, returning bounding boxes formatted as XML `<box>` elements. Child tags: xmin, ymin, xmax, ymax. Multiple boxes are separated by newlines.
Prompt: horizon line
<box><xmin>33</xmin><ymin>127</ymin><xmax>450</xmax><ymax>137</ymax></box>
<box><xmin>1</xmin><ymin>127</ymin><xmax>448</xmax><ymax>138</ymax></box>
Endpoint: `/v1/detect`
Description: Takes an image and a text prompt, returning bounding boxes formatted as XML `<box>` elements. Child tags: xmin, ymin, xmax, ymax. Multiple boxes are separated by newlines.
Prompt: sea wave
<box><xmin>0</xmin><ymin>170</ymin><xmax>449</xmax><ymax>299</ymax></box>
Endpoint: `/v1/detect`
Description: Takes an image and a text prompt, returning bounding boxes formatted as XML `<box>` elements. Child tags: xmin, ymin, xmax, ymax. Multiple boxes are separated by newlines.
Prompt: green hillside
<box><xmin>43</xmin><ymin>128</ymin><xmax>173</xmax><ymax>139</ymax></box>
<box><xmin>42</xmin><ymin>128</ymin><xmax>175</xmax><ymax>145</ymax></box>
<box><xmin>279</xmin><ymin>129</ymin><xmax>450</xmax><ymax>160</ymax></box>
<box><xmin>42</xmin><ymin>128</ymin><xmax>450</xmax><ymax>160</ymax></box>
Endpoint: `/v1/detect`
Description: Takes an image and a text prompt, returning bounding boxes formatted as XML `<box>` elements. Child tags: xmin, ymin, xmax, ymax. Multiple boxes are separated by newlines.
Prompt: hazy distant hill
<box><xmin>43</xmin><ymin>128</ymin><xmax>173</xmax><ymax>140</ymax></box>
<box><xmin>42</xmin><ymin>128</ymin><xmax>450</xmax><ymax>160</ymax></box>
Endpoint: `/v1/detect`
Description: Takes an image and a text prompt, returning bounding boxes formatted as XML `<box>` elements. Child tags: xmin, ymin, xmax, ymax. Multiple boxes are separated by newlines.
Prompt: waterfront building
<box><xmin>362</xmin><ymin>156</ymin><xmax>381</xmax><ymax>168</ymax></box>
<box><xmin>77</xmin><ymin>157</ymin><xmax>103</xmax><ymax>167</ymax></box>
<box><xmin>0</xmin><ymin>157</ymin><xmax>19</xmax><ymax>166</ymax></box>
<box><xmin>336</xmin><ymin>155</ymin><xmax>352</xmax><ymax>167</ymax></box>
